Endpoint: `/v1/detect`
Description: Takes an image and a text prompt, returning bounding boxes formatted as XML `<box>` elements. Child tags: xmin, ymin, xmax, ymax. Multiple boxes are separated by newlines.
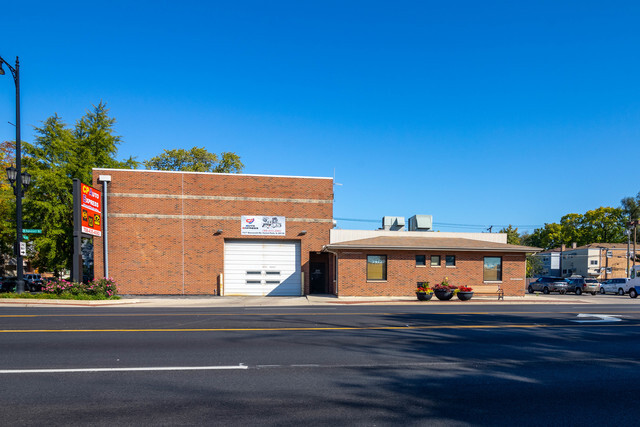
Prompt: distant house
<box><xmin>535</xmin><ymin>248</ymin><xmax>561</xmax><ymax>276</ymax></box>
<box><xmin>535</xmin><ymin>243</ymin><xmax>634</xmax><ymax>280</ymax></box>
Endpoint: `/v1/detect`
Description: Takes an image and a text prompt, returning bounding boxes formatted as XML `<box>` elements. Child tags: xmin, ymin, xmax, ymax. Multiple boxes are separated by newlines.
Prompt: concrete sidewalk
<box><xmin>1</xmin><ymin>293</ymin><xmax>638</xmax><ymax>307</ymax></box>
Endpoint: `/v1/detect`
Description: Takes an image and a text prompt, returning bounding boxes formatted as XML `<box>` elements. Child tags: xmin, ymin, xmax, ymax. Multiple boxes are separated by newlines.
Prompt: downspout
<box><xmin>323</xmin><ymin>246</ymin><xmax>339</xmax><ymax>296</ymax></box>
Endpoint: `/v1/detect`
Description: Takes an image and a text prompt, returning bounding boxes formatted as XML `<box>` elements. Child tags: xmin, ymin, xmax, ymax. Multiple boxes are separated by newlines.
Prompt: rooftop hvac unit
<box><xmin>408</xmin><ymin>215</ymin><xmax>433</xmax><ymax>232</ymax></box>
<box><xmin>382</xmin><ymin>216</ymin><xmax>405</xmax><ymax>231</ymax></box>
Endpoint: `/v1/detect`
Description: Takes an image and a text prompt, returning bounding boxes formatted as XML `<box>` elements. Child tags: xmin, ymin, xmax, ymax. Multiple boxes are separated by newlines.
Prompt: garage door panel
<box><xmin>224</xmin><ymin>240</ymin><xmax>301</xmax><ymax>296</ymax></box>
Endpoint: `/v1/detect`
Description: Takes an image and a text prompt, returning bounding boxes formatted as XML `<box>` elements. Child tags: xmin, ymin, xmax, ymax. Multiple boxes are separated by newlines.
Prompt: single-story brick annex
<box><xmin>91</xmin><ymin>168</ymin><xmax>539</xmax><ymax>296</ymax></box>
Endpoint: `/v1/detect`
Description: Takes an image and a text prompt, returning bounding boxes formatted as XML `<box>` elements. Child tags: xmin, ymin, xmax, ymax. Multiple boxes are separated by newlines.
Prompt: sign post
<box><xmin>73</xmin><ymin>179</ymin><xmax>102</xmax><ymax>283</ymax></box>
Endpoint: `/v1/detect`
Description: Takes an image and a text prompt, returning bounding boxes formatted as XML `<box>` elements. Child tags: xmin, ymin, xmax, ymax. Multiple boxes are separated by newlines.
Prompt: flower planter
<box><xmin>456</xmin><ymin>291</ymin><xmax>474</xmax><ymax>301</ymax></box>
<box><xmin>433</xmin><ymin>289</ymin><xmax>454</xmax><ymax>301</ymax></box>
<box><xmin>416</xmin><ymin>292</ymin><xmax>433</xmax><ymax>301</ymax></box>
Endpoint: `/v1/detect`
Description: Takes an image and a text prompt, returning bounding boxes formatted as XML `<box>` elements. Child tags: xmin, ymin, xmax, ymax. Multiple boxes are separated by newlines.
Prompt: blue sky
<box><xmin>1</xmin><ymin>1</ymin><xmax>639</xmax><ymax>233</ymax></box>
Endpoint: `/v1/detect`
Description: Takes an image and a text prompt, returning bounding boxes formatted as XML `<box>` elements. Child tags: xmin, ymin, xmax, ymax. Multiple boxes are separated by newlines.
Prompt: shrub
<box><xmin>41</xmin><ymin>277</ymin><xmax>119</xmax><ymax>299</ymax></box>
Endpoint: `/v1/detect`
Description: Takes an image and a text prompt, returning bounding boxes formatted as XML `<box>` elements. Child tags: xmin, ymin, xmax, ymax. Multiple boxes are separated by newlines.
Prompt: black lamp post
<box><xmin>1</xmin><ymin>55</ymin><xmax>27</xmax><ymax>294</ymax></box>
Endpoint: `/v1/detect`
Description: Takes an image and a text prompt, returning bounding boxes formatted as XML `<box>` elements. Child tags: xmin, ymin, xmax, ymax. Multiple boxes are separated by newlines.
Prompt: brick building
<box><xmin>92</xmin><ymin>169</ymin><xmax>334</xmax><ymax>295</ymax></box>
<box><xmin>91</xmin><ymin>168</ymin><xmax>538</xmax><ymax>297</ymax></box>
<box><xmin>323</xmin><ymin>230</ymin><xmax>539</xmax><ymax>296</ymax></box>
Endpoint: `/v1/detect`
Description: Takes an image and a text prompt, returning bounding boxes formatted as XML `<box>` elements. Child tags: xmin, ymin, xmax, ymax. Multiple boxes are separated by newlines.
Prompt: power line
<box><xmin>333</xmin><ymin>217</ymin><xmax>544</xmax><ymax>230</ymax></box>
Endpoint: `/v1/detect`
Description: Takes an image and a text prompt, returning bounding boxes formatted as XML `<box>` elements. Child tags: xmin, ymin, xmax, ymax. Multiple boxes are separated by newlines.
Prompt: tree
<box><xmin>526</xmin><ymin>254</ymin><xmax>543</xmax><ymax>277</ymax></box>
<box><xmin>581</xmin><ymin>207</ymin><xmax>626</xmax><ymax>244</ymax></box>
<box><xmin>621</xmin><ymin>191</ymin><xmax>640</xmax><ymax>223</ymax></box>
<box><xmin>143</xmin><ymin>147</ymin><xmax>243</xmax><ymax>173</ymax></box>
<box><xmin>498</xmin><ymin>224</ymin><xmax>521</xmax><ymax>245</ymax></box>
<box><xmin>0</xmin><ymin>141</ymin><xmax>16</xmax><ymax>271</ymax></box>
<box><xmin>21</xmin><ymin>103</ymin><xmax>136</xmax><ymax>276</ymax></box>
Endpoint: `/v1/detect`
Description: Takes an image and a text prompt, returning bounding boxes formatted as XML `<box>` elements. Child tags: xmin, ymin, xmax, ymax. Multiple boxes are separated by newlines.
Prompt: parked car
<box><xmin>528</xmin><ymin>277</ymin><xmax>569</xmax><ymax>294</ymax></box>
<box><xmin>24</xmin><ymin>273</ymin><xmax>44</xmax><ymax>292</ymax></box>
<box><xmin>0</xmin><ymin>276</ymin><xmax>17</xmax><ymax>293</ymax></box>
<box><xmin>599</xmin><ymin>278</ymin><xmax>633</xmax><ymax>295</ymax></box>
<box><xmin>566</xmin><ymin>277</ymin><xmax>600</xmax><ymax>295</ymax></box>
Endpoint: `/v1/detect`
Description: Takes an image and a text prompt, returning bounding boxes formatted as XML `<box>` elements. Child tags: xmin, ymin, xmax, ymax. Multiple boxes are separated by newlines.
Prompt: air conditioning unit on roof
<box><xmin>408</xmin><ymin>215</ymin><xmax>433</xmax><ymax>232</ymax></box>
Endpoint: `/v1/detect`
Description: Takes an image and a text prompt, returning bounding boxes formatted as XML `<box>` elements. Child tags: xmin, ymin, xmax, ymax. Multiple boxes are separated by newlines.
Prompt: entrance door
<box><xmin>309</xmin><ymin>262</ymin><xmax>327</xmax><ymax>294</ymax></box>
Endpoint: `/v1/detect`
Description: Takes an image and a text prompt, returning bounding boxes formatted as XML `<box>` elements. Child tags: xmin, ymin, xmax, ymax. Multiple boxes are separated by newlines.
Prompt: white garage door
<box><xmin>224</xmin><ymin>240</ymin><xmax>302</xmax><ymax>296</ymax></box>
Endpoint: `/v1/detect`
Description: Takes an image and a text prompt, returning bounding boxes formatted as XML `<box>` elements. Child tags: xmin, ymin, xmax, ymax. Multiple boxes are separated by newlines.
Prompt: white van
<box><xmin>600</xmin><ymin>277</ymin><xmax>633</xmax><ymax>295</ymax></box>
<box><xmin>628</xmin><ymin>265</ymin><xmax>640</xmax><ymax>298</ymax></box>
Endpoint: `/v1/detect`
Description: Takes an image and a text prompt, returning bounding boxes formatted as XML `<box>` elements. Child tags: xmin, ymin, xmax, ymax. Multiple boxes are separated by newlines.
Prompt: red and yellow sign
<box><xmin>81</xmin><ymin>183</ymin><xmax>102</xmax><ymax>237</ymax></box>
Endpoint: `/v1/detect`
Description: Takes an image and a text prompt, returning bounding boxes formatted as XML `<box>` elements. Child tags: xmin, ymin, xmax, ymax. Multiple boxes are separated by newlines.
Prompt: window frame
<box><xmin>366</xmin><ymin>255</ymin><xmax>388</xmax><ymax>281</ymax></box>
<box><xmin>445</xmin><ymin>255</ymin><xmax>456</xmax><ymax>267</ymax></box>
<box><xmin>430</xmin><ymin>255</ymin><xmax>441</xmax><ymax>267</ymax></box>
<box><xmin>483</xmin><ymin>256</ymin><xmax>503</xmax><ymax>282</ymax></box>
<box><xmin>415</xmin><ymin>255</ymin><xmax>426</xmax><ymax>267</ymax></box>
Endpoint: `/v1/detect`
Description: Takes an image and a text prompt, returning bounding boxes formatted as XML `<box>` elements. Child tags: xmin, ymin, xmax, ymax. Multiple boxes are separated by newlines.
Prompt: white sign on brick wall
<box><xmin>241</xmin><ymin>215</ymin><xmax>286</xmax><ymax>236</ymax></box>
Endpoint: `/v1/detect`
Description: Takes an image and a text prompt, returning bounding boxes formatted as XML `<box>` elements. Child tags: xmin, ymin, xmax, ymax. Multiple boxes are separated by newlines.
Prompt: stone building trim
<box><xmin>110</xmin><ymin>192</ymin><xmax>333</xmax><ymax>204</ymax></box>
<box><xmin>109</xmin><ymin>213</ymin><xmax>334</xmax><ymax>223</ymax></box>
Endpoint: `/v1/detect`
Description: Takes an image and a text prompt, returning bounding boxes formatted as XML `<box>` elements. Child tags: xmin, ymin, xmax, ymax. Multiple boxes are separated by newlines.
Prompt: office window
<box><xmin>445</xmin><ymin>255</ymin><xmax>456</xmax><ymax>267</ymax></box>
<box><xmin>415</xmin><ymin>255</ymin><xmax>426</xmax><ymax>266</ymax></box>
<box><xmin>430</xmin><ymin>255</ymin><xmax>441</xmax><ymax>267</ymax></box>
<box><xmin>483</xmin><ymin>257</ymin><xmax>502</xmax><ymax>281</ymax></box>
<box><xmin>367</xmin><ymin>255</ymin><xmax>387</xmax><ymax>280</ymax></box>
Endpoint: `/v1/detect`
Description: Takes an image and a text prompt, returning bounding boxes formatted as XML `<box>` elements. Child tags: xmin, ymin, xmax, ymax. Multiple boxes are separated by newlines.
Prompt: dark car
<box><xmin>566</xmin><ymin>277</ymin><xmax>600</xmax><ymax>295</ymax></box>
<box><xmin>0</xmin><ymin>276</ymin><xmax>18</xmax><ymax>293</ymax></box>
<box><xmin>528</xmin><ymin>277</ymin><xmax>569</xmax><ymax>294</ymax></box>
<box><xmin>24</xmin><ymin>273</ymin><xmax>44</xmax><ymax>292</ymax></box>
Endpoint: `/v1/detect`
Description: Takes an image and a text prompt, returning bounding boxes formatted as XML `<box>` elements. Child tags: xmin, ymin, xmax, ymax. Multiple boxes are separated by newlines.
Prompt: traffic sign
<box><xmin>22</xmin><ymin>229</ymin><xmax>42</xmax><ymax>234</ymax></box>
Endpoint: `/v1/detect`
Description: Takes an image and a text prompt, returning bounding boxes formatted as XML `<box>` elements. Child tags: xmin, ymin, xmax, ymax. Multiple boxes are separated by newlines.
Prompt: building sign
<box><xmin>241</xmin><ymin>215</ymin><xmax>286</xmax><ymax>236</ymax></box>
<box><xmin>81</xmin><ymin>183</ymin><xmax>102</xmax><ymax>237</ymax></box>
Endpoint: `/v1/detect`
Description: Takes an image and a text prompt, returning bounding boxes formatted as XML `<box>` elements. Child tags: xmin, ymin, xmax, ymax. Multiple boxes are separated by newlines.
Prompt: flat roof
<box><xmin>324</xmin><ymin>236</ymin><xmax>541</xmax><ymax>253</ymax></box>
<box><xmin>93</xmin><ymin>168</ymin><xmax>333</xmax><ymax>180</ymax></box>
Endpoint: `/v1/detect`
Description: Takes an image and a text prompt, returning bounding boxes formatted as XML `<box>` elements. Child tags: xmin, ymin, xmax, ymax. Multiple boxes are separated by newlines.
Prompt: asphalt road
<box><xmin>1</xmin><ymin>304</ymin><xmax>640</xmax><ymax>426</ymax></box>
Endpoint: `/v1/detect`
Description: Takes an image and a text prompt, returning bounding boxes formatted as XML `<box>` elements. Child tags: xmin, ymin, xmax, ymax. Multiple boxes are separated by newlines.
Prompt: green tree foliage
<box><xmin>522</xmin><ymin>207</ymin><xmax>627</xmax><ymax>250</ymax></box>
<box><xmin>0</xmin><ymin>141</ymin><xmax>16</xmax><ymax>268</ymax></box>
<box><xmin>498</xmin><ymin>225</ymin><xmax>521</xmax><ymax>245</ymax></box>
<box><xmin>143</xmin><ymin>147</ymin><xmax>243</xmax><ymax>173</ymax></box>
<box><xmin>621</xmin><ymin>191</ymin><xmax>640</xmax><ymax>222</ymax></box>
<box><xmin>21</xmin><ymin>103</ymin><xmax>136</xmax><ymax>275</ymax></box>
<box><xmin>526</xmin><ymin>254</ymin><xmax>543</xmax><ymax>277</ymax></box>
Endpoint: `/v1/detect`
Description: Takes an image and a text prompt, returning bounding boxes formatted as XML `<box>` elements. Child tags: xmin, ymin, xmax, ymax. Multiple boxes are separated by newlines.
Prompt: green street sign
<box><xmin>22</xmin><ymin>229</ymin><xmax>42</xmax><ymax>234</ymax></box>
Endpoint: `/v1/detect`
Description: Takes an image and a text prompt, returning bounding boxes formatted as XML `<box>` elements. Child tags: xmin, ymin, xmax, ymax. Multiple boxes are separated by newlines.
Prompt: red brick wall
<box><xmin>92</xmin><ymin>169</ymin><xmax>334</xmax><ymax>295</ymax></box>
<box><xmin>335</xmin><ymin>250</ymin><xmax>526</xmax><ymax>296</ymax></box>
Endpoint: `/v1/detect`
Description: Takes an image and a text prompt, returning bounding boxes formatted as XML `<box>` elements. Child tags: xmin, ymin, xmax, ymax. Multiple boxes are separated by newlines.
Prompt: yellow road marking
<box><xmin>0</xmin><ymin>310</ymin><xmax>638</xmax><ymax>319</ymax></box>
<box><xmin>0</xmin><ymin>323</ymin><xmax>636</xmax><ymax>333</ymax></box>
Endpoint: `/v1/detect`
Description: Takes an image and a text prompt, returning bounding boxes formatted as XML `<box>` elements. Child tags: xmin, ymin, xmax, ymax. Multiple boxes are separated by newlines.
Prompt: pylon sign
<box><xmin>80</xmin><ymin>182</ymin><xmax>102</xmax><ymax>237</ymax></box>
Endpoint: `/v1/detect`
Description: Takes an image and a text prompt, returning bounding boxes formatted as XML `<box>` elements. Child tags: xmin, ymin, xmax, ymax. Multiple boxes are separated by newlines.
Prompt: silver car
<box><xmin>528</xmin><ymin>277</ymin><xmax>569</xmax><ymax>294</ymax></box>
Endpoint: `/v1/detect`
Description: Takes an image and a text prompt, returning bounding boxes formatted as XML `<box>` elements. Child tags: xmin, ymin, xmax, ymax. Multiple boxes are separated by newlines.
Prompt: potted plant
<box><xmin>415</xmin><ymin>282</ymin><xmax>433</xmax><ymax>301</ymax></box>
<box><xmin>433</xmin><ymin>277</ymin><xmax>457</xmax><ymax>301</ymax></box>
<box><xmin>456</xmin><ymin>285</ymin><xmax>474</xmax><ymax>301</ymax></box>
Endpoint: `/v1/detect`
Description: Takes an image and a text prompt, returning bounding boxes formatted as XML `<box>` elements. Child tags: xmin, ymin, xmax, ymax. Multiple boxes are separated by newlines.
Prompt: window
<box><xmin>415</xmin><ymin>255</ymin><xmax>426</xmax><ymax>266</ymax></box>
<box><xmin>445</xmin><ymin>255</ymin><xmax>456</xmax><ymax>267</ymax></box>
<box><xmin>430</xmin><ymin>255</ymin><xmax>441</xmax><ymax>267</ymax></box>
<box><xmin>590</xmin><ymin>260</ymin><xmax>598</xmax><ymax>265</ymax></box>
<box><xmin>483</xmin><ymin>257</ymin><xmax>502</xmax><ymax>281</ymax></box>
<box><xmin>367</xmin><ymin>255</ymin><xmax>387</xmax><ymax>280</ymax></box>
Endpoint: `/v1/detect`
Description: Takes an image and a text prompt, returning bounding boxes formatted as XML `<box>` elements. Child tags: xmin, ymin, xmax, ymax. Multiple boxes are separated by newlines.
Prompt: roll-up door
<box><xmin>224</xmin><ymin>240</ymin><xmax>301</xmax><ymax>296</ymax></box>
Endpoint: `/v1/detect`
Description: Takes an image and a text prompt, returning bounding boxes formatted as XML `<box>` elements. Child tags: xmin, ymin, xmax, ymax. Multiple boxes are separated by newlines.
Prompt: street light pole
<box><xmin>1</xmin><ymin>55</ymin><xmax>25</xmax><ymax>294</ymax></box>
<box><xmin>627</xmin><ymin>228</ymin><xmax>632</xmax><ymax>278</ymax></box>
